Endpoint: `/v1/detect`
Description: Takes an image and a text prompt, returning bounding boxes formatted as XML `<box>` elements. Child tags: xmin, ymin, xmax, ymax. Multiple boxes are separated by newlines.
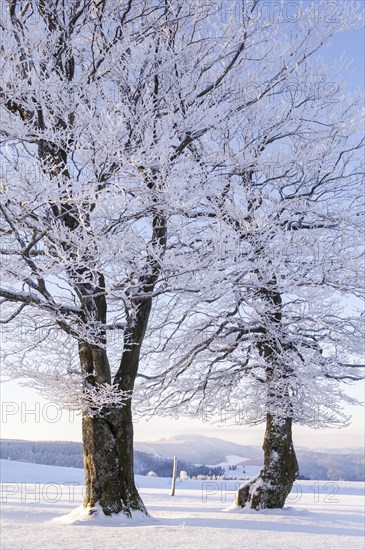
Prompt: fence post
<box><xmin>170</xmin><ymin>455</ymin><xmax>177</xmax><ymax>496</ymax></box>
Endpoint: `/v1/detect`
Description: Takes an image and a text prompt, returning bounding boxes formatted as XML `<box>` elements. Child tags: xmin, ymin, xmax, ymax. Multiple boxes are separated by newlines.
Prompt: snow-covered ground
<box><xmin>1</xmin><ymin>459</ymin><xmax>364</xmax><ymax>550</ymax></box>
<box><xmin>215</xmin><ymin>455</ymin><xmax>259</xmax><ymax>478</ymax></box>
<box><xmin>217</xmin><ymin>454</ymin><xmax>251</xmax><ymax>467</ymax></box>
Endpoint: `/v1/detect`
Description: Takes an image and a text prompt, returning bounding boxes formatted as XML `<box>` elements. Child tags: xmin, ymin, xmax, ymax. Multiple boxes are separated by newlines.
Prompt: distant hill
<box><xmin>309</xmin><ymin>447</ymin><xmax>365</xmax><ymax>455</ymax></box>
<box><xmin>1</xmin><ymin>436</ymin><xmax>364</xmax><ymax>481</ymax></box>
<box><xmin>135</xmin><ymin>434</ymin><xmax>262</xmax><ymax>465</ymax></box>
<box><xmin>0</xmin><ymin>439</ymin><xmax>224</xmax><ymax>479</ymax></box>
<box><xmin>135</xmin><ymin>435</ymin><xmax>365</xmax><ymax>481</ymax></box>
<box><xmin>297</xmin><ymin>450</ymin><xmax>365</xmax><ymax>481</ymax></box>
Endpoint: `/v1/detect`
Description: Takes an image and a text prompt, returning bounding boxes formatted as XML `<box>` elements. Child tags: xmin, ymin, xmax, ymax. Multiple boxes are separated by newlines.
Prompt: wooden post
<box><xmin>170</xmin><ymin>455</ymin><xmax>177</xmax><ymax>496</ymax></box>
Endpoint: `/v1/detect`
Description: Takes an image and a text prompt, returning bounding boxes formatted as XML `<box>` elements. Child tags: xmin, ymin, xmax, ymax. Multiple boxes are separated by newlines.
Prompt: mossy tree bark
<box><xmin>79</xmin><ymin>340</ymin><xmax>147</xmax><ymax>516</ymax></box>
<box><xmin>82</xmin><ymin>404</ymin><xmax>146</xmax><ymax>516</ymax></box>
<box><xmin>236</xmin><ymin>413</ymin><xmax>298</xmax><ymax>510</ymax></box>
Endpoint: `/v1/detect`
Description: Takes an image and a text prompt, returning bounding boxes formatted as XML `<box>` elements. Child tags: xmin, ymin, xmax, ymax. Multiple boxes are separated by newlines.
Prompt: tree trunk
<box><xmin>236</xmin><ymin>414</ymin><xmax>298</xmax><ymax>510</ymax></box>
<box><xmin>82</xmin><ymin>400</ymin><xmax>147</xmax><ymax>517</ymax></box>
<box><xmin>79</xmin><ymin>338</ymin><xmax>146</xmax><ymax>517</ymax></box>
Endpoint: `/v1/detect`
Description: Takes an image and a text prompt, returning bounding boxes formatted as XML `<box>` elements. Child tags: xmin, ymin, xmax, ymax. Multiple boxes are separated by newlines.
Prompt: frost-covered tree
<box><xmin>137</xmin><ymin>1</ymin><xmax>365</xmax><ymax>510</ymax></box>
<box><xmin>0</xmin><ymin>0</ymin><xmax>255</xmax><ymax>517</ymax></box>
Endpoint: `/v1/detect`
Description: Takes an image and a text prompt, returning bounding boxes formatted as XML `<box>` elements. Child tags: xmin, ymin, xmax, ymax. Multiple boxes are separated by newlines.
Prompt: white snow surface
<box><xmin>218</xmin><ymin>454</ymin><xmax>251</xmax><ymax>466</ymax></box>
<box><xmin>0</xmin><ymin>459</ymin><xmax>364</xmax><ymax>549</ymax></box>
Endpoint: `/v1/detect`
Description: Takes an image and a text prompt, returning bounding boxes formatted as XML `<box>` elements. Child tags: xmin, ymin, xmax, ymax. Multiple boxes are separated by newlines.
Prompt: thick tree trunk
<box><xmin>79</xmin><ymin>338</ymin><xmax>146</xmax><ymax>517</ymax></box>
<box><xmin>236</xmin><ymin>414</ymin><xmax>298</xmax><ymax>510</ymax></box>
<box><xmin>82</xmin><ymin>401</ymin><xmax>147</xmax><ymax>517</ymax></box>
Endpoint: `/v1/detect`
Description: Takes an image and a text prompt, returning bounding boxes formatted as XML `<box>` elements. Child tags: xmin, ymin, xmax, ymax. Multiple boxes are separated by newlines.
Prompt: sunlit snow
<box><xmin>1</xmin><ymin>460</ymin><xmax>364</xmax><ymax>550</ymax></box>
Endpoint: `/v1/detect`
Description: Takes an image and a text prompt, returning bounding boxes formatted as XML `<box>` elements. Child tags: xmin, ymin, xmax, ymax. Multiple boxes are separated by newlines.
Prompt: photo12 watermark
<box><xmin>206</xmin><ymin>1</ymin><xmax>343</xmax><ymax>25</ymax></box>
<box><xmin>1</xmin><ymin>401</ymin><xmax>77</xmax><ymax>425</ymax></box>
<box><xmin>1</xmin><ymin>482</ymin><xmax>83</xmax><ymax>504</ymax></box>
<box><xmin>201</xmin><ymin>480</ymin><xmax>340</xmax><ymax>503</ymax></box>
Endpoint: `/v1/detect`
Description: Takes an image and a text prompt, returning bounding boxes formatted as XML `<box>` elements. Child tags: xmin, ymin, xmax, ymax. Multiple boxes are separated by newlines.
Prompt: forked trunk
<box><xmin>82</xmin><ymin>401</ymin><xmax>147</xmax><ymax>516</ymax></box>
<box><xmin>236</xmin><ymin>414</ymin><xmax>298</xmax><ymax>510</ymax></box>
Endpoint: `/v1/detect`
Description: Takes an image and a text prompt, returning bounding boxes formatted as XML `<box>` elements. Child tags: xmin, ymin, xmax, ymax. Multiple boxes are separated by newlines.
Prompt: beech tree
<box><xmin>0</xmin><ymin>0</ymin><xmax>248</xmax><ymax>517</ymax></box>
<box><xmin>137</xmin><ymin>1</ymin><xmax>365</xmax><ymax>510</ymax></box>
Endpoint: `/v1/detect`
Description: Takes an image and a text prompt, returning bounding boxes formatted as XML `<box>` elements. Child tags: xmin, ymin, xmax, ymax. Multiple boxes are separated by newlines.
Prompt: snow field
<box><xmin>0</xmin><ymin>459</ymin><xmax>364</xmax><ymax>550</ymax></box>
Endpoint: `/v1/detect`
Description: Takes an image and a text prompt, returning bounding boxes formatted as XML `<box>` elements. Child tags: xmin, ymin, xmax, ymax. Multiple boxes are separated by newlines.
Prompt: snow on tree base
<box><xmin>52</xmin><ymin>504</ymin><xmax>154</xmax><ymax>526</ymax></box>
